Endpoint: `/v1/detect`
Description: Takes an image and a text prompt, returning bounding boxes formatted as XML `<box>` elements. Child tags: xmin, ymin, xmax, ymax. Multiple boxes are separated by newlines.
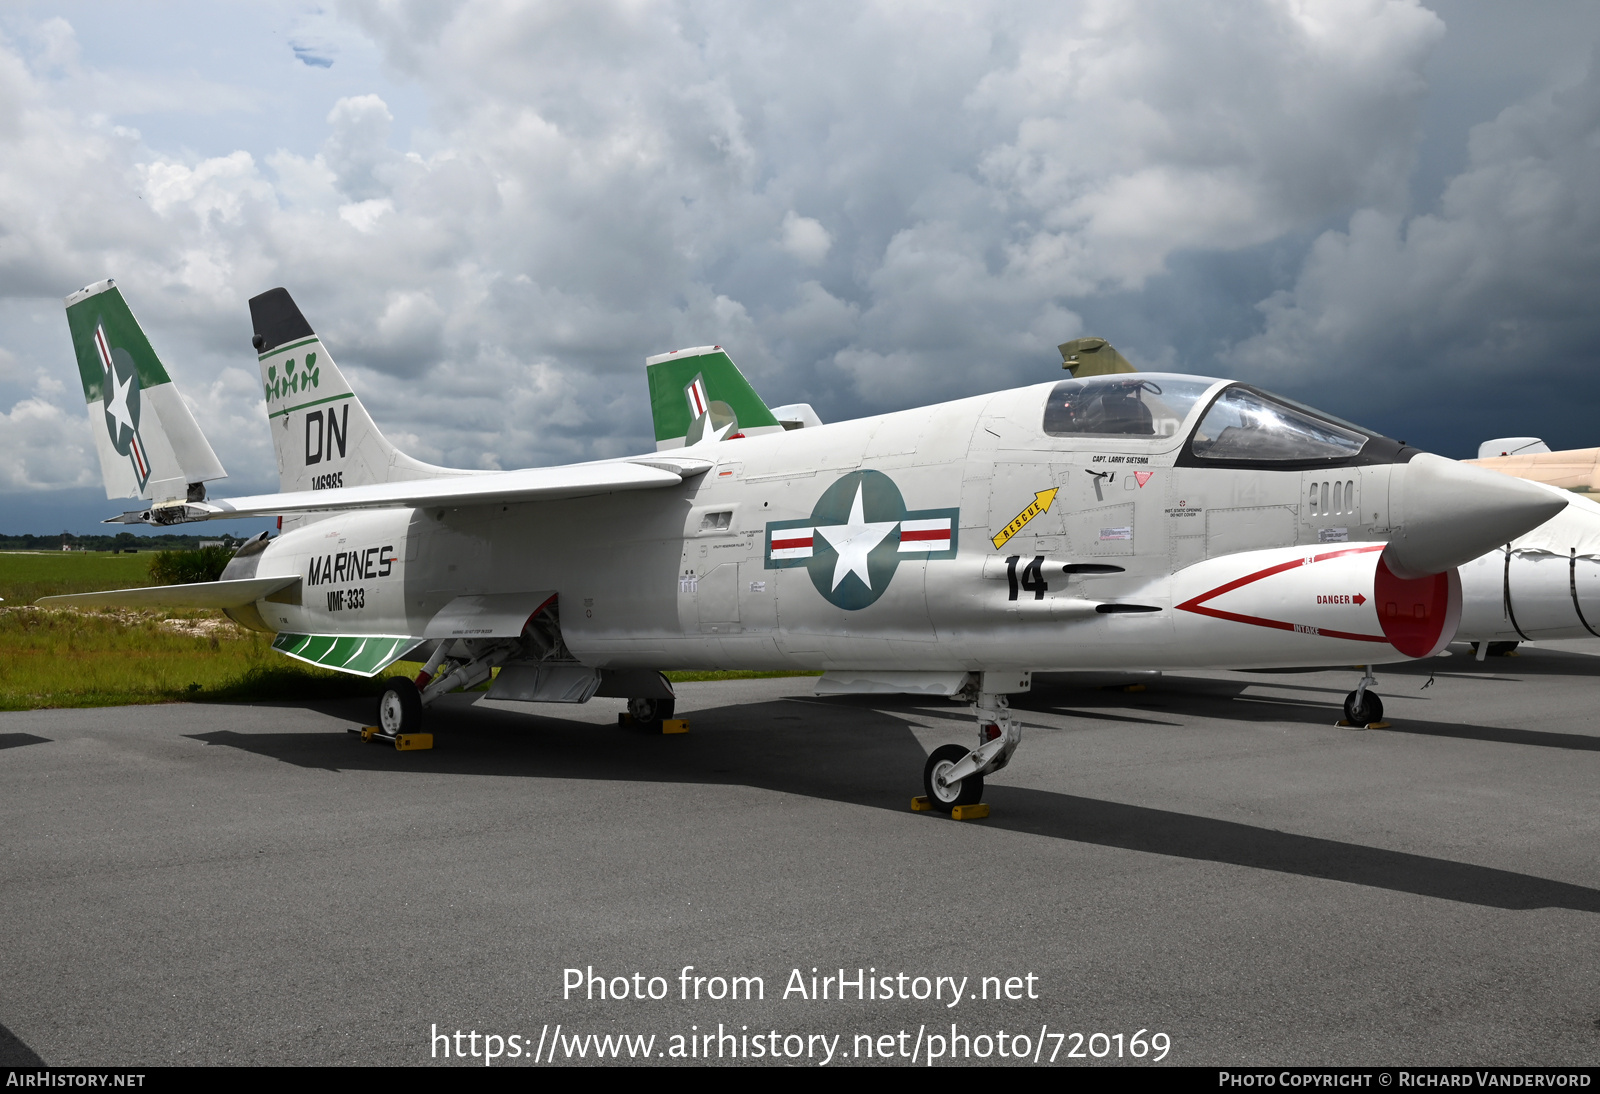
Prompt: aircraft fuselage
<box><xmin>238</xmin><ymin>379</ymin><xmax>1484</xmax><ymax>673</ymax></box>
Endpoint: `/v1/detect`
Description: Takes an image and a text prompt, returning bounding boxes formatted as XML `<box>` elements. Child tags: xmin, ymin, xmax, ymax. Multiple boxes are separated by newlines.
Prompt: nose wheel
<box><xmin>919</xmin><ymin>682</ymin><xmax>1024</xmax><ymax>814</ymax></box>
<box><xmin>924</xmin><ymin>744</ymin><xmax>984</xmax><ymax>812</ymax></box>
<box><xmin>1342</xmin><ymin>688</ymin><xmax>1383</xmax><ymax>725</ymax></box>
<box><xmin>1343</xmin><ymin>665</ymin><xmax>1383</xmax><ymax>726</ymax></box>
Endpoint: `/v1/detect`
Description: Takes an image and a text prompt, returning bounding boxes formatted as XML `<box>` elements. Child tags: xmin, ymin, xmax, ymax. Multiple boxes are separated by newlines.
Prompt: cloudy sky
<box><xmin>2</xmin><ymin>0</ymin><xmax>1598</xmax><ymax>536</ymax></box>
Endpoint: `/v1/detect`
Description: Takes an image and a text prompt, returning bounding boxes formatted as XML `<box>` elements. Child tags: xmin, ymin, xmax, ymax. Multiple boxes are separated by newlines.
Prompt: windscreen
<box><xmin>1042</xmin><ymin>375</ymin><xmax>1217</xmax><ymax>438</ymax></box>
<box><xmin>1189</xmin><ymin>386</ymin><xmax>1367</xmax><ymax>462</ymax></box>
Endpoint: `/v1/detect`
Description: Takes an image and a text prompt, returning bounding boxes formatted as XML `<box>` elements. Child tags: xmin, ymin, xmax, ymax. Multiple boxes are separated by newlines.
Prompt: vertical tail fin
<box><xmin>250</xmin><ymin>288</ymin><xmax>455</xmax><ymax>493</ymax></box>
<box><xmin>1058</xmin><ymin>336</ymin><xmax>1136</xmax><ymax>377</ymax></box>
<box><xmin>63</xmin><ymin>279</ymin><xmax>227</xmax><ymax>502</ymax></box>
<box><xmin>644</xmin><ymin>346</ymin><xmax>786</xmax><ymax>450</ymax></box>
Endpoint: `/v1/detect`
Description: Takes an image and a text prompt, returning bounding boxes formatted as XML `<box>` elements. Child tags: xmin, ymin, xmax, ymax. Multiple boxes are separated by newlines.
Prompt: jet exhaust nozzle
<box><xmin>1384</xmin><ymin>453</ymin><xmax>1568</xmax><ymax>580</ymax></box>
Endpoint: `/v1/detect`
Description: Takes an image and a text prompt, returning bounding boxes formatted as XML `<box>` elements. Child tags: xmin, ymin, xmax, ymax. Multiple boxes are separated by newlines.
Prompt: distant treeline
<box><xmin>0</xmin><ymin>532</ymin><xmax>246</xmax><ymax>552</ymax></box>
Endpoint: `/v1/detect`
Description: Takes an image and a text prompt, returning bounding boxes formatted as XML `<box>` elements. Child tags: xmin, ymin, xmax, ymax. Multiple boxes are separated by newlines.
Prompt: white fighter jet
<box><xmin>1439</xmin><ymin>438</ymin><xmax>1600</xmax><ymax>657</ymax></box>
<box><xmin>44</xmin><ymin>280</ymin><xmax>1565</xmax><ymax>811</ymax></box>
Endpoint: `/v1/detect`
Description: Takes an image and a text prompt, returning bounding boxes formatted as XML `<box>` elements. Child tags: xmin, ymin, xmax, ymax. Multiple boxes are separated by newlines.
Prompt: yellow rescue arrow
<box><xmin>991</xmin><ymin>487</ymin><xmax>1059</xmax><ymax>550</ymax></box>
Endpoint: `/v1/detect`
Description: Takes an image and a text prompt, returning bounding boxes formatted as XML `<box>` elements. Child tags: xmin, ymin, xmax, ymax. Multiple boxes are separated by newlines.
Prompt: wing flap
<box><xmin>36</xmin><ymin>576</ymin><xmax>300</xmax><ymax>610</ymax></box>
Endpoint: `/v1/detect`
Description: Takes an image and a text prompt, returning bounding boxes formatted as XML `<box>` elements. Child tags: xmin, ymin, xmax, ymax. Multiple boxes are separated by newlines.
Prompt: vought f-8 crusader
<box><xmin>46</xmin><ymin>281</ymin><xmax>1564</xmax><ymax>811</ymax></box>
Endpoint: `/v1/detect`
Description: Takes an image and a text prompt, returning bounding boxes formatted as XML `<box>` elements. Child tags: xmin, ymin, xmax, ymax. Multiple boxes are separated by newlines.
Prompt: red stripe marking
<box><xmin>772</xmin><ymin>536</ymin><xmax>812</xmax><ymax>551</ymax></box>
<box><xmin>899</xmin><ymin>529</ymin><xmax>950</xmax><ymax>542</ymax></box>
<box><xmin>94</xmin><ymin>324</ymin><xmax>114</xmax><ymax>372</ymax></box>
<box><xmin>1174</xmin><ymin>544</ymin><xmax>1388</xmax><ymax>643</ymax></box>
<box><xmin>129</xmin><ymin>435</ymin><xmax>148</xmax><ymax>480</ymax></box>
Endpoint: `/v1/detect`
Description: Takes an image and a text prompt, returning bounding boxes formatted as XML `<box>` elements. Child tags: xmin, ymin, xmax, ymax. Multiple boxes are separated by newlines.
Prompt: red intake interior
<box><xmin>1374</xmin><ymin>558</ymin><xmax>1456</xmax><ymax>658</ymax></box>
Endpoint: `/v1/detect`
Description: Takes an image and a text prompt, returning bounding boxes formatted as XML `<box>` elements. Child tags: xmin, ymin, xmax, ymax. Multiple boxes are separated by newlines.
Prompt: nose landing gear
<box><xmin>1342</xmin><ymin>665</ymin><xmax>1384</xmax><ymax>726</ymax></box>
<box><xmin>922</xmin><ymin>681</ymin><xmax>1025</xmax><ymax>814</ymax></box>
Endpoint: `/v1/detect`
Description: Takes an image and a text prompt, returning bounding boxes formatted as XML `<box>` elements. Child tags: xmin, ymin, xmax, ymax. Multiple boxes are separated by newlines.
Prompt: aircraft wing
<box><xmin>107</xmin><ymin>455</ymin><xmax>715</xmax><ymax>525</ymax></box>
<box><xmin>1466</xmin><ymin>445</ymin><xmax>1600</xmax><ymax>493</ymax></box>
<box><xmin>36</xmin><ymin>575</ymin><xmax>300</xmax><ymax>610</ymax></box>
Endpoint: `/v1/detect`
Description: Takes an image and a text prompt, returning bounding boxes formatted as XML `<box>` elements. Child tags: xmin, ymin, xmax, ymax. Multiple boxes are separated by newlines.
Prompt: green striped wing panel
<box><xmin>271</xmin><ymin>633</ymin><xmax>424</xmax><ymax>677</ymax></box>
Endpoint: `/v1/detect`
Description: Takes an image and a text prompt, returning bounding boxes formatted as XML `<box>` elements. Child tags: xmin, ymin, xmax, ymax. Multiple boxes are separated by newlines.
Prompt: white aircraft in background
<box><xmin>43</xmin><ymin>281</ymin><xmax>1564</xmax><ymax>812</ymax></box>
<box><xmin>1449</xmin><ymin>437</ymin><xmax>1600</xmax><ymax>656</ymax></box>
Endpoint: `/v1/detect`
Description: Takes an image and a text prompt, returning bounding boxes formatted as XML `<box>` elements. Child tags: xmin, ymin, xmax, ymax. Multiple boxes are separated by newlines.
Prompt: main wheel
<box><xmin>378</xmin><ymin>677</ymin><xmax>423</xmax><ymax>736</ymax></box>
<box><xmin>1343</xmin><ymin>689</ymin><xmax>1383</xmax><ymax>726</ymax></box>
<box><xmin>1487</xmin><ymin>641</ymin><xmax>1520</xmax><ymax>657</ymax></box>
<box><xmin>627</xmin><ymin>696</ymin><xmax>676</xmax><ymax>730</ymax></box>
<box><xmin>923</xmin><ymin>744</ymin><xmax>984</xmax><ymax>813</ymax></box>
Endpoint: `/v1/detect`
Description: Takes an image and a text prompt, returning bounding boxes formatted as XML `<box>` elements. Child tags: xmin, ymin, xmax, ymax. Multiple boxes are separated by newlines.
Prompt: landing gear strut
<box><xmin>923</xmin><ymin>678</ymin><xmax>1026</xmax><ymax>814</ymax></box>
<box><xmin>370</xmin><ymin>636</ymin><xmax>521</xmax><ymax>739</ymax></box>
<box><xmin>1343</xmin><ymin>665</ymin><xmax>1383</xmax><ymax>726</ymax></box>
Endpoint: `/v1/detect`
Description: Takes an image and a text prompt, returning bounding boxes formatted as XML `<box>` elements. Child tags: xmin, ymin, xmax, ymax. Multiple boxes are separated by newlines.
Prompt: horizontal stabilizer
<box><xmin>35</xmin><ymin>576</ymin><xmax>299</xmax><ymax>610</ymax></box>
<box><xmin>108</xmin><ymin>456</ymin><xmax>714</xmax><ymax>525</ymax></box>
<box><xmin>272</xmin><ymin>633</ymin><xmax>424</xmax><ymax>677</ymax></box>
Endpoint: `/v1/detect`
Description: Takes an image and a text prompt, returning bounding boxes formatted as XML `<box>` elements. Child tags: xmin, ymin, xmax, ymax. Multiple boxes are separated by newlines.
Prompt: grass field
<box><xmin>0</xmin><ymin>551</ymin><xmax>818</xmax><ymax>711</ymax></box>
<box><xmin>0</xmin><ymin>550</ymin><xmax>155</xmax><ymax>603</ymax></box>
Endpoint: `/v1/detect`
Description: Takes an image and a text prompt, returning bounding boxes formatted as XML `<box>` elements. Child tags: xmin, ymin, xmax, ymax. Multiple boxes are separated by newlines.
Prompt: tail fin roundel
<box><xmin>63</xmin><ymin>279</ymin><xmax>227</xmax><ymax>502</ymax></box>
<box><xmin>645</xmin><ymin>346</ymin><xmax>784</xmax><ymax>450</ymax></box>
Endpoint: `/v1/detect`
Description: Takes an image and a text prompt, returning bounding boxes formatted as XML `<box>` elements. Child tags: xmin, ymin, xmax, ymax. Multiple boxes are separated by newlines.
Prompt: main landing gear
<box><xmin>626</xmin><ymin>695</ymin><xmax>677</xmax><ymax>731</ymax></box>
<box><xmin>378</xmin><ymin>677</ymin><xmax>424</xmax><ymax>735</ymax></box>
<box><xmin>369</xmin><ymin>637</ymin><xmax>515</xmax><ymax>742</ymax></box>
<box><xmin>367</xmin><ymin>600</ymin><xmax>676</xmax><ymax>743</ymax></box>
<box><xmin>922</xmin><ymin>677</ymin><xmax>1026</xmax><ymax>814</ymax></box>
<box><xmin>1343</xmin><ymin>665</ymin><xmax>1384</xmax><ymax>726</ymax></box>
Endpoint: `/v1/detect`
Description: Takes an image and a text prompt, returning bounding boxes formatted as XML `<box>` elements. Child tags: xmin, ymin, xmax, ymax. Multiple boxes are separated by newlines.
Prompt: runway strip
<box><xmin>2</xmin><ymin>642</ymin><xmax>1597</xmax><ymax>1066</ymax></box>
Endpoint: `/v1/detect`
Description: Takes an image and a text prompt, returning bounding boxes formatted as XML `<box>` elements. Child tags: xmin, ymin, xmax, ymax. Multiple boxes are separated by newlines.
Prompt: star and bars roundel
<box><xmin>93</xmin><ymin>321</ymin><xmax>150</xmax><ymax>489</ymax></box>
<box><xmin>764</xmin><ymin>470</ymin><xmax>959</xmax><ymax>610</ymax></box>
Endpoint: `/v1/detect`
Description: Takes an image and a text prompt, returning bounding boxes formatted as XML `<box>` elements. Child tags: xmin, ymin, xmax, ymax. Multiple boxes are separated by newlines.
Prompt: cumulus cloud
<box><xmin>0</xmin><ymin>0</ymin><xmax>1493</xmax><ymax>513</ymax></box>
<box><xmin>780</xmin><ymin>212</ymin><xmax>831</xmax><ymax>265</ymax></box>
<box><xmin>1230</xmin><ymin>48</ymin><xmax>1600</xmax><ymax>449</ymax></box>
<box><xmin>0</xmin><ymin>392</ymin><xmax>97</xmax><ymax>493</ymax></box>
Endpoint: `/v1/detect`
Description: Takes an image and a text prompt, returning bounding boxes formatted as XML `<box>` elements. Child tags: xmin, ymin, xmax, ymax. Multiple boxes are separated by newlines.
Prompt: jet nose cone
<box><xmin>1385</xmin><ymin>452</ymin><xmax>1568</xmax><ymax>578</ymax></box>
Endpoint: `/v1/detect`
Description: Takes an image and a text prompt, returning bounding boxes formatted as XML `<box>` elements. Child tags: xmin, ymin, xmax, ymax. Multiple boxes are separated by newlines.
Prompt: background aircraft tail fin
<box><xmin>644</xmin><ymin>345</ymin><xmax>787</xmax><ymax>450</ymax></box>
<box><xmin>64</xmin><ymin>279</ymin><xmax>227</xmax><ymax>502</ymax></box>
<box><xmin>1059</xmin><ymin>336</ymin><xmax>1136</xmax><ymax>377</ymax></box>
<box><xmin>250</xmin><ymin>288</ymin><xmax>457</xmax><ymax>497</ymax></box>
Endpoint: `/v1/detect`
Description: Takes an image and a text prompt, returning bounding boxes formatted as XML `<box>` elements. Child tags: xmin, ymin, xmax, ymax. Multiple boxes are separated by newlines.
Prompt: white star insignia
<box><xmin>104</xmin><ymin>358</ymin><xmax>135</xmax><ymax>439</ymax></box>
<box><xmin>813</xmin><ymin>483</ymin><xmax>898</xmax><ymax>591</ymax></box>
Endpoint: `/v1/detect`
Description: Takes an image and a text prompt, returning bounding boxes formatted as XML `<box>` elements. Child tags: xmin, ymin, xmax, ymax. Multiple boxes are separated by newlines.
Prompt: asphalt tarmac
<box><xmin>2</xmin><ymin>641</ymin><xmax>1598</xmax><ymax>1067</ymax></box>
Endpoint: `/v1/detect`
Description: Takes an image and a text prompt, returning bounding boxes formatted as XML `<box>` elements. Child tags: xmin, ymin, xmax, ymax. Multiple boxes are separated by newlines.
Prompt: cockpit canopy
<box><xmin>1188</xmin><ymin>386</ymin><xmax>1366</xmax><ymax>462</ymax></box>
<box><xmin>1042</xmin><ymin>375</ymin><xmax>1216</xmax><ymax>439</ymax></box>
<box><xmin>1041</xmin><ymin>373</ymin><xmax>1404</xmax><ymax>467</ymax></box>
